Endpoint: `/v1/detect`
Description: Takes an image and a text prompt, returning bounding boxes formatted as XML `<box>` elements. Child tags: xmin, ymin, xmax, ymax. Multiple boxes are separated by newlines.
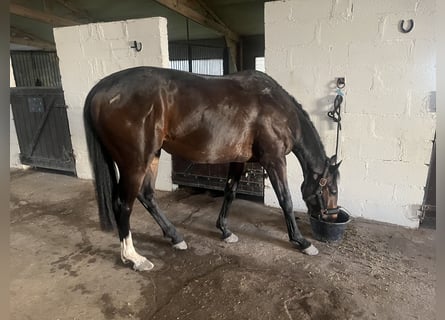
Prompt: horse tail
<box><xmin>83</xmin><ymin>89</ymin><xmax>117</xmax><ymax>231</ymax></box>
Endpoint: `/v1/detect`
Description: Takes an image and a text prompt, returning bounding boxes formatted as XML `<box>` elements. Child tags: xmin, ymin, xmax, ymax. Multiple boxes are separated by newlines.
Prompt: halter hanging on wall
<box><xmin>327</xmin><ymin>77</ymin><xmax>345</xmax><ymax>164</ymax></box>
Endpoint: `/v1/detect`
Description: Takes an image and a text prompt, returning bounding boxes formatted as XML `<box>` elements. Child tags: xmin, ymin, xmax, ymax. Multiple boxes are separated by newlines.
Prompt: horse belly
<box><xmin>162</xmin><ymin>138</ymin><xmax>253</xmax><ymax>164</ymax></box>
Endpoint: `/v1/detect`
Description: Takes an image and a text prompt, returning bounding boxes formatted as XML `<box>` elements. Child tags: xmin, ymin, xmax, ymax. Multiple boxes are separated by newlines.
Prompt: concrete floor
<box><xmin>10</xmin><ymin>169</ymin><xmax>435</xmax><ymax>320</ymax></box>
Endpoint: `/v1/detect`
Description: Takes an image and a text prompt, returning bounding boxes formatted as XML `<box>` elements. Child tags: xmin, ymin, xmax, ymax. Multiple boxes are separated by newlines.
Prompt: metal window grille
<box><xmin>10</xmin><ymin>51</ymin><xmax>62</xmax><ymax>87</ymax></box>
<box><xmin>169</xmin><ymin>43</ymin><xmax>224</xmax><ymax>76</ymax></box>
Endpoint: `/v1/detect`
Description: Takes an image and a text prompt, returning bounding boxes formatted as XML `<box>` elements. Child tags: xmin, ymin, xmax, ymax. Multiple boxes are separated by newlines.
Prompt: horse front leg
<box><xmin>216</xmin><ymin>162</ymin><xmax>245</xmax><ymax>243</ymax></box>
<box><xmin>264</xmin><ymin>159</ymin><xmax>318</xmax><ymax>255</ymax></box>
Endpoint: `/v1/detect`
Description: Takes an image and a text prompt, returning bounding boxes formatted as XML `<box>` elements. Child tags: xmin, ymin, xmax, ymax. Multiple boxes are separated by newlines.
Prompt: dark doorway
<box><xmin>10</xmin><ymin>87</ymin><xmax>76</xmax><ymax>175</ymax></box>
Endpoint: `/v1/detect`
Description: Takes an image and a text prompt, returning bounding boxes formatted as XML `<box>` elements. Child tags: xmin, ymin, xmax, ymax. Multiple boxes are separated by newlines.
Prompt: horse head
<box><xmin>302</xmin><ymin>155</ymin><xmax>341</xmax><ymax>221</ymax></box>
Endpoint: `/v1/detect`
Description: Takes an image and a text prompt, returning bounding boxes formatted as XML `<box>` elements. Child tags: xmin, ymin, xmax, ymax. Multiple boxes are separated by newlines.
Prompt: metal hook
<box><xmin>130</xmin><ymin>41</ymin><xmax>142</xmax><ymax>52</ymax></box>
<box><xmin>399</xmin><ymin>19</ymin><xmax>414</xmax><ymax>33</ymax></box>
<box><xmin>336</xmin><ymin>77</ymin><xmax>345</xmax><ymax>89</ymax></box>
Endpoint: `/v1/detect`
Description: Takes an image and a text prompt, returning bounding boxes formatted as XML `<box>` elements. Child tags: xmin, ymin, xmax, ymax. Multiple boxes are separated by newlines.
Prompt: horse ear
<box><xmin>329</xmin><ymin>155</ymin><xmax>337</xmax><ymax>165</ymax></box>
<box><xmin>329</xmin><ymin>159</ymin><xmax>342</xmax><ymax>173</ymax></box>
<box><xmin>334</xmin><ymin>160</ymin><xmax>342</xmax><ymax>170</ymax></box>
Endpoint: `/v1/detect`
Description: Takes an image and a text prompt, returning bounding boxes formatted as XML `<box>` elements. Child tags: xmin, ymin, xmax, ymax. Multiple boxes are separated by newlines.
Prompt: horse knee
<box><xmin>225</xmin><ymin>191</ymin><xmax>236</xmax><ymax>202</ymax></box>
<box><xmin>280</xmin><ymin>200</ymin><xmax>293</xmax><ymax>215</ymax></box>
<box><xmin>139</xmin><ymin>188</ymin><xmax>154</xmax><ymax>201</ymax></box>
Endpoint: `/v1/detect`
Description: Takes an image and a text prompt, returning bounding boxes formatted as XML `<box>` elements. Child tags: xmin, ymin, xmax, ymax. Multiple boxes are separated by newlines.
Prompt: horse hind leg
<box><xmin>116</xmin><ymin>168</ymin><xmax>154</xmax><ymax>271</ymax></box>
<box><xmin>216</xmin><ymin>162</ymin><xmax>245</xmax><ymax>243</ymax></box>
<box><xmin>120</xmin><ymin>230</ymin><xmax>154</xmax><ymax>271</ymax></box>
<box><xmin>137</xmin><ymin>155</ymin><xmax>187</xmax><ymax>250</ymax></box>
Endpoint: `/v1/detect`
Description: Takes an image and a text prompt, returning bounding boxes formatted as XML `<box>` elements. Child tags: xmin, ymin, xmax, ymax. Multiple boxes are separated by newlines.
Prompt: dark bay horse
<box><xmin>83</xmin><ymin>66</ymin><xmax>341</xmax><ymax>271</ymax></box>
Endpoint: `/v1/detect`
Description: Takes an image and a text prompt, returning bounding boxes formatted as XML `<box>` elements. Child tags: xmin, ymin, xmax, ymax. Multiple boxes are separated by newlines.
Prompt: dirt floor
<box><xmin>10</xmin><ymin>169</ymin><xmax>435</xmax><ymax>320</ymax></box>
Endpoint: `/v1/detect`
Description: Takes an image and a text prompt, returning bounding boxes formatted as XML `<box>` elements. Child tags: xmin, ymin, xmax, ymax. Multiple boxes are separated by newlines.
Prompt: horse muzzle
<box><xmin>321</xmin><ymin>207</ymin><xmax>339</xmax><ymax>222</ymax></box>
<box><xmin>322</xmin><ymin>206</ymin><xmax>352</xmax><ymax>222</ymax></box>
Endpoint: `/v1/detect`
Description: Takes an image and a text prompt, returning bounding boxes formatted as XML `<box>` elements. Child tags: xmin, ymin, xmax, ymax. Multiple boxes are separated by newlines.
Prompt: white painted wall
<box><xmin>10</xmin><ymin>58</ymin><xmax>27</xmax><ymax>169</ymax></box>
<box><xmin>53</xmin><ymin>17</ymin><xmax>174</xmax><ymax>190</ymax></box>
<box><xmin>264</xmin><ymin>0</ymin><xmax>436</xmax><ymax>228</ymax></box>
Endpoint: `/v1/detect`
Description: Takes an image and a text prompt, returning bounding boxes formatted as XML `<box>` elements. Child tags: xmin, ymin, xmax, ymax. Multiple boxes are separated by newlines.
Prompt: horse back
<box><xmin>86</xmin><ymin>67</ymin><xmax>299</xmax><ymax>164</ymax></box>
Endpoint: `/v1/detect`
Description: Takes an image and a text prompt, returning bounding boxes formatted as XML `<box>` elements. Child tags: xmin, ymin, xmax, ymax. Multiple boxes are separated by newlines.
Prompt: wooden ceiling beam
<box><xmin>10</xmin><ymin>3</ymin><xmax>80</xmax><ymax>26</ymax></box>
<box><xmin>10</xmin><ymin>26</ymin><xmax>56</xmax><ymax>50</ymax></box>
<box><xmin>53</xmin><ymin>0</ymin><xmax>94</xmax><ymax>22</ymax></box>
<box><xmin>154</xmin><ymin>0</ymin><xmax>239</xmax><ymax>71</ymax></box>
<box><xmin>154</xmin><ymin>0</ymin><xmax>239</xmax><ymax>42</ymax></box>
<box><xmin>195</xmin><ymin>0</ymin><xmax>226</xmax><ymax>27</ymax></box>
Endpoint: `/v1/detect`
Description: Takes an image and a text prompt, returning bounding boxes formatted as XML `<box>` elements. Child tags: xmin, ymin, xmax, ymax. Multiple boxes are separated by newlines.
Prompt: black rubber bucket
<box><xmin>309</xmin><ymin>208</ymin><xmax>351</xmax><ymax>242</ymax></box>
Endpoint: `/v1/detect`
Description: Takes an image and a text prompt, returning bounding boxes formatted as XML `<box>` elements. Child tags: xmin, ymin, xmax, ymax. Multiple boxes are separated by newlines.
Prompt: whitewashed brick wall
<box><xmin>53</xmin><ymin>17</ymin><xmax>174</xmax><ymax>191</ymax></box>
<box><xmin>10</xmin><ymin>58</ymin><xmax>25</xmax><ymax>169</ymax></box>
<box><xmin>264</xmin><ymin>0</ymin><xmax>436</xmax><ymax>228</ymax></box>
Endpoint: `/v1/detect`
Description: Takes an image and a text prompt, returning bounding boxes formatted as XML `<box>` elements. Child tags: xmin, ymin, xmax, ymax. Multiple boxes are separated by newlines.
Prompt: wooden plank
<box><xmin>154</xmin><ymin>0</ymin><xmax>239</xmax><ymax>42</ymax></box>
<box><xmin>10</xmin><ymin>3</ymin><xmax>79</xmax><ymax>26</ymax></box>
<box><xmin>10</xmin><ymin>88</ymin><xmax>76</xmax><ymax>173</ymax></box>
<box><xmin>10</xmin><ymin>26</ymin><xmax>56</xmax><ymax>50</ymax></box>
<box><xmin>54</xmin><ymin>0</ymin><xmax>94</xmax><ymax>22</ymax></box>
<box><xmin>195</xmin><ymin>0</ymin><xmax>226</xmax><ymax>26</ymax></box>
<box><xmin>155</xmin><ymin>0</ymin><xmax>239</xmax><ymax>70</ymax></box>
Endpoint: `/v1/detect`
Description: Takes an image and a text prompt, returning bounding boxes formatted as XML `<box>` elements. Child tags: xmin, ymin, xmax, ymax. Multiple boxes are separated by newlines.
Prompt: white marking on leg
<box><xmin>302</xmin><ymin>244</ymin><xmax>319</xmax><ymax>256</ymax></box>
<box><xmin>223</xmin><ymin>233</ymin><xmax>239</xmax><ymax>243</ymax></box>
<box><xmin>172</xmin><ymin>240</ymin><xmax>188</xmax><ymax>250</ymax></box>
<box><xmin>120</xmin><ymin>231</ymin><xmax>154</xmax><ymax>271</ymax></box>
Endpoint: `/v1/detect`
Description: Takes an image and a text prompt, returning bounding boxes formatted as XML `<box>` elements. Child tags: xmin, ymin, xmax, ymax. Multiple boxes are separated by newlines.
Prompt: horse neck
<box><xmin>292</xmin><ymin>111</ymin><xmax>327</xmax><ymax>176</ymax></box>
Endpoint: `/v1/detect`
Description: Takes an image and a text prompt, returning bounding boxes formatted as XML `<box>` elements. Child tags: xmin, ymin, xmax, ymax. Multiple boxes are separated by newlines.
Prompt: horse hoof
<box><xmin>223</xmin><ymin>233</ymin><xmax>239</xmax><ymax>243</ymax></box>
<box><xmin>133</xmin><ymin>258</ymin><xmax>154</xmax><ymax>271</ymax></box>
<box><xmin>302</xmin><ymin>244</ymin><xmax>319</xmax><ymax>256</ymax></box>
<box><xmin>173</xmin><ymin>240</ymin><xmax>188</xmax><ymax>250</ymax></box>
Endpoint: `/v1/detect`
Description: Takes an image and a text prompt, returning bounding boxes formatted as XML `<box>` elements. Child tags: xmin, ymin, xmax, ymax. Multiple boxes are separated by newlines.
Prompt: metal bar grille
<box><xmin>10</xmin><ymin>51</ymin><xmax>62</xmax><ymax>87</ymax></box>
<box><xmin>169</xmin><ymin>43</ymin><xmax>224</xmax><ymax>76</ymax></box>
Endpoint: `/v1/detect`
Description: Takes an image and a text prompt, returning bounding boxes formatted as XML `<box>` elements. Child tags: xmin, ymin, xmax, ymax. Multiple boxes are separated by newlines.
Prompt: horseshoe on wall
<box><xmin>399</xmin><ymin>19</ymin><xmax>414</xmax><ymax>33</ymax></box>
